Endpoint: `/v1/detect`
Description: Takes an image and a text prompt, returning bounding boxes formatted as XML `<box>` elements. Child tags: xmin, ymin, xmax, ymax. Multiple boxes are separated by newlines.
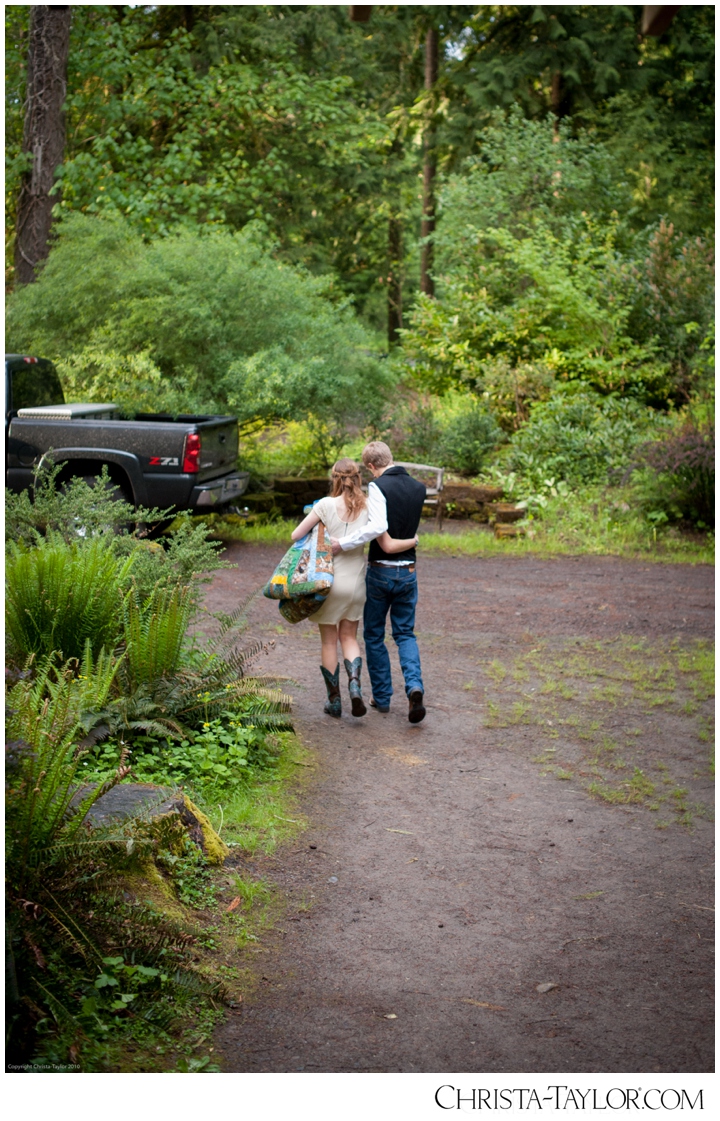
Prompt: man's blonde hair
<box><xmin>362</xmin><ymin>441</ymin><xmax>393</xmax><ymax>469</ymax></box>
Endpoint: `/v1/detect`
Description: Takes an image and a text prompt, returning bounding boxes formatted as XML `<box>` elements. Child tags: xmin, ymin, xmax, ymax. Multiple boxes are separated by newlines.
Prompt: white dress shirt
<box><xmin>336</xmin><ymin>481</ymin><xmax>413</xmax><ymax>565</ymax></box>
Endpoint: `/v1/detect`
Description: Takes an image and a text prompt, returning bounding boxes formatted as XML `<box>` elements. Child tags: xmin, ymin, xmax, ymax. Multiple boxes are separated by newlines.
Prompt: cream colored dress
<box><xmin>311</xmin><ymin>496</ymin><xmax>368</xmax><ymax>625</ymax></box>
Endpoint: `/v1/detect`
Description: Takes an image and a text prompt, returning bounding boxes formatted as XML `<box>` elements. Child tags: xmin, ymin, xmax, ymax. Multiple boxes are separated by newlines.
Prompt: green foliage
<box><xmin>6</xmin><ymin>647</ymin><xmax>123</xmax><ymax>874</ymax></box>
<box><xmin>5</xmin><ymin>463</ymin><xmax>228</xmax><ymax>602</ymax></box>
<box><xmin>112</xmin><ymin>524</ymin><xmax>227</xmax><ymax>606</ymax></box>
<box><xmin>5</xmin><ymin>463</ymin><xmax>142</xmax><ymax>548</ymax></box>
<box><xmin>378</xmin><ymin>387</ymin><xmax>501</xmax><ymax>474</ymax></box>
<box><xmin>504</xmin><ymin>385</ymin><xmax>670</xmax><ymax>489</ymax></box>
<box><xmin>158</xmin><ymin>843</ymin><xmax>218</xmax><ymax>911</ymax></box>
<box><xmin>122</xmin><ymin>584</ymin><xmax>195</xmax><ymax>689</ymax></box>
<box><xmin>402</xmin><ymin>112</ymin><xmax>713</xmax><ymax>413</ymax></box>
<box><xmin>86</xmin><ymin>715</ymin><xmax>275</xmax><ymax>794</ymax></box>
<box><xmin>5</xmin><ymin>534</ymin><xmax>133</xmax><ymax>663</ymax></box>
<box><xmin>5</xmin><ymin>214</ymin><xmax>392</xmax><ymax>460</ymax></box>
<box><xmin>5</xmin><ymin>4</ymin><xmax>712</xmax><ymax>334</ymax></box>
<box><xmin>381</xmin><ymin>391</ymin><xmax>445</xmax><ymax>466</ymax></box>
<box><xmin>436</xmin><ymin>396</ymin><xmax>503</xmax><ymax>476</ymax></box>
<box><xmin>4</xmin><ymin>630</ymin><xmax>273</xmax><ymax>1070</ymax></box>
<box><xmin>584</xmin><ymin>6</ymin><xmax>715</xmax><ymax>240</ymax></box>
<box><xmin>630</xmin><ymin>421</ymin><xmax>715</xmax><ymax>528</ymax></box>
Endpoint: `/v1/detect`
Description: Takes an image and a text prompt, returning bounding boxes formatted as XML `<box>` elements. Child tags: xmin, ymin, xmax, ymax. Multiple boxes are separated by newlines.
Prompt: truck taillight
<box><xmin>183</xmin><ymin>432</ymin><xmax>201</xmax><ymax>473</ymax></box>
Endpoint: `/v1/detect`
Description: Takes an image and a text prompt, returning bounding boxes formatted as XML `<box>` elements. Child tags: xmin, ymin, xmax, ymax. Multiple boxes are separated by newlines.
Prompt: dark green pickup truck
<box><xmin>5</xmin><ymin>354</ymin><xmax>249</xmax><ymax>512</ymax></box>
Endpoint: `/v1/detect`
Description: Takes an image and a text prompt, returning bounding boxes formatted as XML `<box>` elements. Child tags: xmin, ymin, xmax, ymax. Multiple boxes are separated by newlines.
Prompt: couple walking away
<box><xmin>290</xmin><ymin>441</ymin><xmax>427</xmax><ymax>724</ymax></box>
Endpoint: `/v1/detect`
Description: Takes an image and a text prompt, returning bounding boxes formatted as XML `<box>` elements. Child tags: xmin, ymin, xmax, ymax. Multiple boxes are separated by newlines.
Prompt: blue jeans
<box><xmin>363</xmin><ymin>565</ymin><xmax>423</xmax><ymax>707</ymax></box>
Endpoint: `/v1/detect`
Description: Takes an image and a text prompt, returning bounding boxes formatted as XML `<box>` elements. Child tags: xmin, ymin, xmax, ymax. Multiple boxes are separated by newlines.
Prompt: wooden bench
<box><xmin>395</xmin><ymin>462</ymin><xmax>445</xmax><ymax>531</ymax></box>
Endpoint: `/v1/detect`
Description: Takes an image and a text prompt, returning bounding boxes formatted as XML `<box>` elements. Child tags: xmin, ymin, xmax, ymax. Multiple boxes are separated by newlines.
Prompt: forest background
<box><xmin>4</xmin><ymin>3</ymin><xmax>715</xmax><ymax>543</ymax></box>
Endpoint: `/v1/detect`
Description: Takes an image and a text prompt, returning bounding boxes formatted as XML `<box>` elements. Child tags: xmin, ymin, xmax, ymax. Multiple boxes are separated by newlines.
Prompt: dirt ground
<box><xmin>206</xmin><ymin>540</ymin><xmax>714</xmax><ymax>1073</ymax></box>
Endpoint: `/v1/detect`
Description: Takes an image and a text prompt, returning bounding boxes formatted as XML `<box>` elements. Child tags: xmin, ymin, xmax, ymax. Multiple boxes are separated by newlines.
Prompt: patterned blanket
<box><xmin>262</xmin><ymin>520</ymin><xmax>334</xmax><ymax>623</ymax></box>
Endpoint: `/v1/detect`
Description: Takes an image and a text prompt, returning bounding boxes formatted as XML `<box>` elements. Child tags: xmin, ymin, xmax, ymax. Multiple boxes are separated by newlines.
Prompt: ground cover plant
<box><xmin>5</xmin><ymin>468</ymin><xmax>307</xmax><ymax>1071</ymax></box>
<box><xmin>193</xmin><ymin>487</ymin><xmax>714</xmax><ymax>566</ymax></box>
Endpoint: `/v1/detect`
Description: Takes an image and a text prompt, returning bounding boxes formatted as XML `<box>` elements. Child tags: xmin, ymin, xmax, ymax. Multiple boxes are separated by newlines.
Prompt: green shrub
<box><xmin>6</xmin><ymin>463</ymin><xmax>227</xmax><ymax>605</ymax></box>
<box><xmin>631</xmin><ymin>421</ymin><xmax>715</xmax><ymax>528</ymax></box>
<box><xmin>504</xmin><ymin>386</ymin><xmax>670</xmax><ymax>488</ymax></box>
<box><xmin>402</xmin><ymin>111</ymin><xmax>712</xmax><ymax>410</ymax></box>
<box><xmin>5</xmin><ymin>649</ymin><xmax>224</xmax><ymax>1071</ymax></box>
<box><xmin>5</xmin><ymin>214</ymin><xmax>394</xmax><ymax>463</ymax></box>
<box><xmin>5</xmin><ymin>463</ymin><xmax>143</xmax><ymax>548</ymax></box>
<box><xmin>437</xmin><ymin>399</ymin><xmax>503</xmax><ymax>475</ymax></box>
<box><xmin>87</xmin><ymin>715</ymin><xmax>274</xmax><ymax>791</ymax></box>
<box><xmin>5</xmin><ymin>535</ymin><xmax>134</xmax><ymax>663</ymax></box>
<box><xmin>6</xmin><ymin>646</ymin><xmax>123</xmax><ymax>870</ymax></box>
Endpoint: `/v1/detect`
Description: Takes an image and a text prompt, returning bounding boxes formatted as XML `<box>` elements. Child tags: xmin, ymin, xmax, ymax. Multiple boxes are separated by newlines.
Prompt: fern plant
<box><xmin>174</xmin><ymin>593</ymin><xmax>293</xmax><ymax>732</ymax></box>
<box><xmin>6</xmin><ymin>646</ymin><xmax>125</xmax><ymax>876</ymax></box>
<box><xmin>5</xmin><ymin>647</ymin><xmax>226</xmax><ymax>1070</ymax></box>
<box><xmin>5</xmin><ymin>534</ymin><xmax>133</xmax><ymax>663</ymax></box>
<box><xmin>122</xmin><ymin>582</ymin><xmax>195</xmax><ymax>688</ymax></box>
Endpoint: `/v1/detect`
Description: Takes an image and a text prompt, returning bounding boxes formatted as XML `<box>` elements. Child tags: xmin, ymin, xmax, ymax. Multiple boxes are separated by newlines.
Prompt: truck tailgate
<box><xmin>194</xmin><ymin>417</ymin><xmax>238</xmax><ymax>479</ymax></box>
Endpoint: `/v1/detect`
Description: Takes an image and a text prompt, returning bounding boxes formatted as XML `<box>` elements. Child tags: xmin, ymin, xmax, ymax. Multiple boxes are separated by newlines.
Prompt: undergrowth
<box><xmin>197</xmin><ymin>485</ymin><xmax>713</xmax><ymax>564</ymax></box>
<box><xmin>5</xmin><ymin>467</ymin><xmax>305</xmax><ymax>1072</ymax></box>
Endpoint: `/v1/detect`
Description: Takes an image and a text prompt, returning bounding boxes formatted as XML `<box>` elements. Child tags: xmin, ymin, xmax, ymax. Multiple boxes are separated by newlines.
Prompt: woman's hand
<box><xmin>379</xmin><ymin>530</ymin><xmax>420</xmax><ymax>553</ymax></box>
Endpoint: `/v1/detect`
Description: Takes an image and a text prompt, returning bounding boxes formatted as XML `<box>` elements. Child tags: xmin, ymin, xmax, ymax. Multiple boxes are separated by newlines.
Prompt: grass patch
<box><xmin>480</xmin><ymin>637</ymin><xmax>714</xmax><ymax>825</ymax></box>
<box><xmin>419</xmin><ymin>483</ymin><xmax>714</xmax><ymax>564</ymax></box>
<box><xmin>189</xmin><ymin>515</ymin><xmax>296</xmax><ymax>547</ymax></box>
<box><xmin>191</xmin><ymin>488</ymin><xmax>714</xmax><ymax>563</ymax></box>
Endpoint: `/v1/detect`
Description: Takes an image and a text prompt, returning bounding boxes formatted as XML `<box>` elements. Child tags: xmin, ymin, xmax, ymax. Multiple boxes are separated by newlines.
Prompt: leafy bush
<box><xmin>402</xmin><ymin>111</ymin><xmax>712</xmax><ymax>412</ymax></box>
<box><xmin>376</xmin><ymin>388</ymin><xmax>501</xmax><ymax>474</ymax></box>
<box><xmin>380</xmin><ymin>392</ymin><xmax>444</xmax><ymax>465</ymax></box>
<box><xmin>6</xmin><ymin>650</ymin><xmax>224</xmax><ymax>1070</ymax></box>
<box><xmin>6</xmin><ymin>463</ymin><xmax>228</xmax><ymax>601</ymax></box>
<box><xmin>632</xmin><ymin>422</ymin><xmax>715</xmax><ymax>528</ymax></box>
<box><xmin>5</xmin><ymin>214</ymin><xmax>394</xmax><ymax>463</ymax></box>
<box><xmin>5</xmin><ymin>535</ymin><xmax>134</xmax><ymax>663</ymax></box>
<box><xmin>437</xmin><ymin>397</ymin><xmax>503</xmax><ymax>476</ymax></box>
<box><xmin>504</xmin><ymin>386</ymin><xmax>670</xmax><ymax>488</ymax></box>
<box><xmin>5</xmin><ymin>463</ymin><xmax>144</xmax><ymax>548</ymax></box>
<box><xmin>86</xmin><ymin>716</ymin><xmax>276</xmax><ymax>792</ymax></box>
<box><xmin>6</xmin><ymin>648</ymin><xmax>120</xmax><ymax>847</ymax></box>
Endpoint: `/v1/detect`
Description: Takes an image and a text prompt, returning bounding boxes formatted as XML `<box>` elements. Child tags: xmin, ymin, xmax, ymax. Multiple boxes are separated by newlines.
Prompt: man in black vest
<box><xmin>330</xmin><ymin>441</ymin><xmax>427</xmax><ymax>723</ymax></box>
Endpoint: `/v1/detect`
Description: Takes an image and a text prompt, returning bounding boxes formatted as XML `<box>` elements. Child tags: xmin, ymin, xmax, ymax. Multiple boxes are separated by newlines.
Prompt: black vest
<box><xmin>368</xmin><ymin>465</ymin><xmax>427</xmax><ymax>563</ymax></box>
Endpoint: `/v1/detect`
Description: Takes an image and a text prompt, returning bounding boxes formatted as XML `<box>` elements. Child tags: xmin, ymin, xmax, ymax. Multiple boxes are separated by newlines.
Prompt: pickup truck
<box><xmin>5</xmin><ymin>354</ymin><xmax>249</xmax><ymax>512</ymax></box>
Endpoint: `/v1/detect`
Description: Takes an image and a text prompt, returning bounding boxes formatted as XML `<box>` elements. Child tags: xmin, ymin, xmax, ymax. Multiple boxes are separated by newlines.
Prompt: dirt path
<box><xmin>208</xmin><ymin>545</ymin><xmax>714</xmax><ymax>1073</ymax></box>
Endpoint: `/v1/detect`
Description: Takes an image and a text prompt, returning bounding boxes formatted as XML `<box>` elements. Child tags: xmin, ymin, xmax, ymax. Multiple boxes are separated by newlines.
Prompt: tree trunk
<box><xmin>420</xmin><ymin>27</ymin><xmax>438</xmax><ymax>297</ymax></box>
<box><xmin>387</xmin><ymin>215</ymin><xmax>403</xmax><ymax>347</ymax></box>
<box><xmin>14</xmin><ymin>5</ymin><xmax>72</xmax><ymax>285</ymax></box>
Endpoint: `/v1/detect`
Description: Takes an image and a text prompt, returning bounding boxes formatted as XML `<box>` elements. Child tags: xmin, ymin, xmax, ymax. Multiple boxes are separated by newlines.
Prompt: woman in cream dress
<box><xmin>290</xmin><ymin>459</ymin><xmax>417</xmax><ymax>718</ymax></box>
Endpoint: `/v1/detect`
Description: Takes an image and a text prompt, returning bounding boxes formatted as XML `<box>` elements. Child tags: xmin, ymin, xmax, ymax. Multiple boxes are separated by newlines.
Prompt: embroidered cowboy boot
<box><xmin>344</xmin><ymin>656</ymin><xmax>367</xmax><ymax>718</ymax></box>
<box><xmin>320</xmin><ymin>664</ymin><xmax>342</xmax><ymax>717</ymax></box>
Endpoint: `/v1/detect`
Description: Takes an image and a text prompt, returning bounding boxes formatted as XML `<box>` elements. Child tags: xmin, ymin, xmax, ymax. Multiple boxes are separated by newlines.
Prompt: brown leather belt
<box><xmin>368</xmin><ymin>562</ymin><xmax>416</xmax><ymax>572</ymax></box>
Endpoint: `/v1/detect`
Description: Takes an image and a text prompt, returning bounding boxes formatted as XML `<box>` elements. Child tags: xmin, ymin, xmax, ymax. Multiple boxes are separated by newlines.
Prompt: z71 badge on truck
<box><xmin>5</xmin><ymin>354</ymin><xmax>249</xmax><ymax>512</ymax></box>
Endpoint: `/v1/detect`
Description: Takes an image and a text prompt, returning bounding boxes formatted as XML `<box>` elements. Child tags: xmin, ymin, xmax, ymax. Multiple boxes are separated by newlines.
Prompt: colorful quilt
<box><xmin>262</xmin><ymin>519</ymin><xmax>334</xmax><ymax>623</ymax></box>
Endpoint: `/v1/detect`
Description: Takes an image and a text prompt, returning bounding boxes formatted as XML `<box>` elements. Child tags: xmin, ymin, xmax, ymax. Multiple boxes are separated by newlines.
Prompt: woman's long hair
<box><xmin>329</xmin><ymin>458</ymin><xmax>367</xmax><ymax>522</ymax></box>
